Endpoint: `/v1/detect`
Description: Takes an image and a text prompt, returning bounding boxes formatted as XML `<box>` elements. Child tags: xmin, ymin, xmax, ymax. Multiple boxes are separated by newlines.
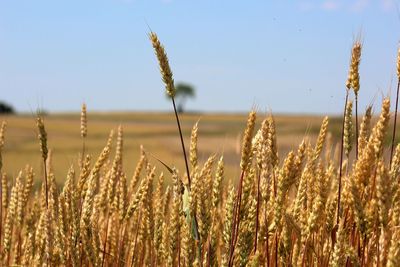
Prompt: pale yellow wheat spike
<box><xmin>56</xmin><ymin>194</ymin><xmax>67</xmax><ymax>264</ymax></box>
<box><xmin>129</xmin><ymin>147</ymin><xmax>146</xmax><ymax>194</ymax></box>
<box><xmin>181</xmin><ymin>216</ymin><xmax>193</xmax><ymax>266</ymax></box>
<box><xmin>307</xmin><ymin>163</ymin><xmax>332</xmax><ymax>235</ymax></box>
<box><xmin>80</xmin><ymin>132</ymin><xmax>113</xmax><ymax>258</ymax></box>
<box><xmin>154</xmin><ymin>173</ymin><xmax>165</xmax><ymax>262</ymax></box>
<box><xmin>366</xmin><ymin>186</ymin><xmax>380</xmax><ymax>237</ymax></box>
<box><xmin>388</xmin><ymin>226</ymin><xmax>400</xmax><ymax>267</ymax></box>
<box><xmin>21</xmin><ymin>206</ymin><xmax>36</xmax><ymax>265</ymax></box>
<box><xmin>23</xmin><ymin>165</ymin><xmax>34</xmax><ymax>205</ymax></box>
<box><xmin>254</xmin><ymin>118</ymin><xmax>270</xmax><ymax>168</ymax></box>
<box><xmin>92</xmin><ymin>130</ymin><xmax>114</xmax><ymax>179</ymax></box>
<box><xmin>190</xmin><ymin>121</ymin><xmax>199</xmax><ymax>170</ymax></box>
<box><xmin>44</xmin><ymin>209</ymin><xmax>53</xmax><ymax>265</ymax></box>
<box><xmin>376</xmin><ymin>161</ymin><xmax>391</xmax><ymax>227</ymax></box>
<box><xmin>391</xmin><ymin>144</ymin><xmax>400</xmax><ymax>185</ymax></box>
<box><xmin>293</xmin><ymin>140</ymin><xmax>306</xmax><ymax>182</ymax></box>
<box><xmin>293</xmin><ymin>164</ymin><xmax>311</xmax><ymax>233</ymax></box>
<box><xmin>162</xmin><ymin>185</ymin><xmax>171</xmax><ymax>217</ymax></box>
<box><xmin>346</xmin><ymin>40</ymin><xmax>362</xmax><ymax>94</ymax></box>
<box><xmin>3</xmin><ymin>180</ymin><xmax>18</xmax><ymax>256</ymax></box>
<box><xmin>107</xmin><ymin>125</ymin><xmax>123</xmax><ymax>207</ymax></box>
<box><xmin>397</xmin><ymin>44</ymin><xmax>400</xmax><ymax>79</ymax></box>
<box><xmin>168</xmin><ymin>169</ymin><xmax>182</xmax><ymax>266</ymax></box>
<box><xmin>371</xmin><ymin>98</ymin><xmax>390</xmax><ymax>156</ymax></box>
<box><xmin>358</xmin><ymin>105</ymin><xmax>372</xmax><ymax>156</ymax></box>
<box><xmin>241</xmin><ymin>111</ymin><xmax>257</xmax><ymax>171</ymax></box>
<box><xmin>48</xmin><ymin>173</ymin><xmax>58</xmax><ymax>219</ymax></box>
<box><xmin>126</xmin><ymin>166</ymin><xmax>156</xmax><ymax>219</ymax></box>
<box><xmin>1</xmin><ymin>172</ymin><xmax>8</xmax><ymax>210</ymax></box>
<box><xmin>222</xmin><ymin>186</ymin><xmax>235</xmax><ymax>266</ymax></box>
<box><xmin>149</xmin><ymin>32</ymin><xmax>175</xmax><ymax>97</ymax></box>
<box><xmin>314</xmin><ymin>116</ymin><xmax>329</xmax><ymax>160</ymax></box>
<box><xmin>343</xmin><ymin>101</ymin><xmax>354</xmax><ymax>158</ymax></box>
<box><xmin>118</xmin><ymin>171</ymin><xmax>127</xmax><ymax>221</ymax></box>
<box><xmin>267</xmin><ymin>115</ymin><xmax>278</xmax><ymax>167</ymax></box>
<box><xmin>330</xmin><ymin>219</ymin><xmax>347</xmax><ymax>267</ymax></box>
<box><xmin>212</xmin><ymin>156</ymin><xmax>224</xmax><ymax>209</ymax></box>
<box><xmin>236</xmin><ymin>192</ymin><xmax>256</xmax><ymax>266</ymax></box>
<box><xmin>81</xmin><ymin>103</ymin><xmax>87</xmax><ymax>138</ymax></box>
<box><xmin>274</xmin><ymin>151</ymin><xmax>295</xmax><ymax>229</ymax></box>
<box><xmin>196</xmin><ymin>156</ymin><xmax>216</xmax><ymax>241</ymax></box>
<box><xmin>15</xmin><ymin>171</ymin><xmax>25</xmax><ymax>226</ymax></box>
<box><xmin>78</xmin><ymin>154</ymin><xmax>91</xmax><ymax>198</ymax></box>
<box><xmin>46</xmin><ymin>149</ymin><xmax>53</xmax><ymax>174</ymax></box>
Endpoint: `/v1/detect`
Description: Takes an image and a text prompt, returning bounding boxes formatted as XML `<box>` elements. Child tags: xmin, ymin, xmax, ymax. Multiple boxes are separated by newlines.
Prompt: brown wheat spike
<box><xmin>37</xmin><ymin>117</ymin><xmax>49</xmax><ymax>209</ymax></box>
<box><xmin>36</xmin><ymin>117</ymin><xmax>48</xmax><ymax>163</ymax></box>
<box><xmin>149</xmin><ymin>32</ymin><xmax>175</xmax><ymax>97</ymax></box>
<box><xmin>81</xmin><ymin>103</ymin><xmax>87</xmax><ymax>138</ymax></box>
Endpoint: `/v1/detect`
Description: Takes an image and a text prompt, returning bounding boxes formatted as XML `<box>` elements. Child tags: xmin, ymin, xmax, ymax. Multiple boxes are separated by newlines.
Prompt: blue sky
<box><xmin>0</xmin><ymin>0</ymin><xmax>399</xmax><ymax>114</ymax></box>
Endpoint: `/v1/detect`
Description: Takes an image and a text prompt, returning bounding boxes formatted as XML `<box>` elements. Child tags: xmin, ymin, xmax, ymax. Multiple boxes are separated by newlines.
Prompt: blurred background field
<box><xmin>0</xmin><ymin>112</ymin><xmax>343</xmax><ymax>185</ymax></box>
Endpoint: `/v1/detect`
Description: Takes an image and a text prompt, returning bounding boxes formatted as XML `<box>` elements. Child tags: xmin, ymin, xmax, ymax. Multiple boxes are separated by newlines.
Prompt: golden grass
<box><xmin>1</xmin><ymin>32</ymin><xmax>400</xmax><ymax>267</ymax></box>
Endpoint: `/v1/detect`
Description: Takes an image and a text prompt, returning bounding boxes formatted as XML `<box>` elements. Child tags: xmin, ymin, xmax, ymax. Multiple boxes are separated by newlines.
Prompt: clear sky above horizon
<box><xmin>1</xmin><ymin>0</ymin><xmax>400</xmax><ymax>114</ymax></box>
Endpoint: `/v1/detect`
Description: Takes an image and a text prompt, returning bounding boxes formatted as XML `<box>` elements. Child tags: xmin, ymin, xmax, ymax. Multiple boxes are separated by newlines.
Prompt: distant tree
<box><xmin>167</xmin><ymin>83</ymin><xmax>195</xmax><ymax>113</ymax></box>
<box><xmin>0</xmin><ymin>101</ymin><xmax>15</xmax><ymax>114</ymax></box>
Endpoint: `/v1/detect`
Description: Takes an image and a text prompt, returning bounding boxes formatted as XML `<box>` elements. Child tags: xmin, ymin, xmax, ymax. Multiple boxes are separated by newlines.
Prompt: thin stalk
<box><xmin>178</xmin><ymin>229</ymin><xmax>181</xmax><ymax>267</ymax></box>
<box><xmin>171</xmin><ymin>97</ymin><xmax>192</xmax><ymax>187</ymax></box>
<box><xmin>101</xmin><ymin>210</ymin><xmax>110</xmax><ymax>267</ymax></box>
<box><xmin>390</xmin><ymin>79</ymin><xmax>400</xmax><ymax>166</ymax></box>
<box><xmin>44</xmin><ymin>161</ymin><xmax>49</xmax><ymax>209</ymax></box>
<box><xmin>130</xmin><ymin>209</ymin><xmax>143</xmax><ymax>267</ymax></box>
<box><xmin>355</xmin><ymin>94</ymin><xmax>359</xmax><ymax>159</ymax></box>
<box><xmin>337</xmin><ymin>90</ymin><xmax>349</xmax><ymax>225</ymax></box>
<box><xmin>81</xmin><ymin>140</ymin><xmax>86</xmax><ymax>169</ymax></box>
<box><xmin>254</xmin><ymin>168</ymin><xmax>261</xmax><ymax>253</ymax></box>
<box><xmin>264</xmin><ymin>207</ymin><xmax>270</xmax><ymax>267</ymax></box>
<box><xmin>0</xmin><ymin>175</ymin><xmax>2</xmax><ymax>254</ymax></box>
<box><xmin>228</xmin><ymin>170</ymin><xmax>246</xmax><ymax>267</ymax></box>
<box><xmin>116</xmin><ymin>224</ymin><xmax>127</xmax><ymax>267</ymax></box>
<box><xmin>275</xmin><ymin>233</ymin><xmax>278</xmax><ymax>267</ymax></box>
<box><xmin>171</xmin><ymin>96</ymin><xmax>202</xmax><ymax>262</ymax></box>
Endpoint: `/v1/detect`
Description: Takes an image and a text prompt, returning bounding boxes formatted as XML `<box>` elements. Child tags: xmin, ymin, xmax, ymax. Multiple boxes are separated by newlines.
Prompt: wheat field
<box><xmin>0</xmin><ymin>33</ymin><xmax>400</xmax><ymax>267</ymax></box>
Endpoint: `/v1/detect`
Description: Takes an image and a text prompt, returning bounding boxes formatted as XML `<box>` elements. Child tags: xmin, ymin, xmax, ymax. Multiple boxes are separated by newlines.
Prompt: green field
<box><xmin>0</xmin><ymin>112</ymin><xmax>341</xmax><ymax>185</ymax></box>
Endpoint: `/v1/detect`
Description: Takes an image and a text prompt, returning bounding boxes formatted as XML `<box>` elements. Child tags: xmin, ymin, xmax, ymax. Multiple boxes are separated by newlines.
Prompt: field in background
<box><xmin>1</xmin><ymin>112</ymin><xmax>343</xmax><ymax>184</ymax></box>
